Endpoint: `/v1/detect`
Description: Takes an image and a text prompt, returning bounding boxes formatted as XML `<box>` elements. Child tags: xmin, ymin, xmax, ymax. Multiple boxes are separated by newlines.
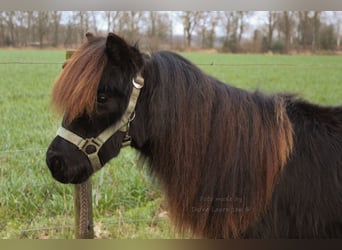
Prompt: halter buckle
<box><xmin>121</xmin><ymin>134</ymin><xmax>132</xmax><ymax>147</ymax></box>
<box><xmin>80</xmin><ymin>138</ymin><xmax>101</xmax><ymax>155</ymax></box>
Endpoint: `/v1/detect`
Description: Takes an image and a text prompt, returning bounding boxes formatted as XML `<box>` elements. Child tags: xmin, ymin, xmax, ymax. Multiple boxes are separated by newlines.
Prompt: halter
<box><xmin>56</xmin><ymin>74</ymin><xmax>144</xmax><ymax>172</ymax></box>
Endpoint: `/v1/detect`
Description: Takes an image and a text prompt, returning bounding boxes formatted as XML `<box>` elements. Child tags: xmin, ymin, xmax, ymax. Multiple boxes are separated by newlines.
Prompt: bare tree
<box><xmin>89</xmin><ymin>11</ymin><xmax>98</xmax><ymax>34</ymax></box>
<box><xmin>63</xmin><ymin>12</ymin><xmax>77</xmax><ymax>47</ymax></box>
<box><xmin>296</xmin><ymin>11</ymin><xmax>322</xmax><ymax>51</ymax></box>
<box><xmin>12</xmin><ymin>11</ymin><xmax>25</xmax><ymax>46</ymax></box>
<box><xmin>220</xmin><ymin>11</ymin><xmax>235</xmax><ymax>51</ymax></box>
<box><xmin>334</xmin><ymin>12</ymin><xmax>342</xmax><ymax>48</ymax></box>
<box><xmin>298</xmin><ymin>11</ymin><xmax>311</xmax><ymax>50</ymax></box>
<box><xmin>237</xmin><ymin>11</ymin><xmax>251</xmax><ymax>45</ymax></box>
<box><xmin>37</xmin><ymin>11</ymin><xmax>49</xmax><ymax>48</ymax></box>
<box><xmin>26</xmin><ymin>11</ymin><xmax>35</xmax><ymax>45</ymax></box>
<box><xmin>103</xmin><ymin>11</ymin><xmax>113</xmax><ymax>33</ymax></box>
<box><xmin>116</xmin><ymin>12</ymin><xmax>128</xmax><ymax>35</ymax></box>
<box><xmin>277</xmin><ymin>11</ymin><xmax>296</xmax><ymax>52</ymax></box>
<box><xmin>252</xmin><ymin>29</ymin><xmax>263</xmax><ymax>52</ymax></box>
<box><xmin>148</xmin><ymin>12</ymin><xmax>170</xmax><ymax>38</ymax></box>
<box><xmin>125</xmin><ymin>11</ymin><xmax>144</xmax><ymax>41</ymax></box>
<box><xmin>51</xmin><ymin>11</ymin><xmax>61</xmax><ymax>47</ymax></box>
<box><xmin>283</xmin><ymin>11</ymin><xmax>294</xmax><ymax>51</ymax></box>
<box><xmin>149</xmin><ymin>11</ymin><xmax>158</xmax><ymax>37</ymax></box>
<box><xmin>144</xmin><ymin>11</ymin><xmax>171</xmax><ymax>50</ymax></box>
<box><xmin>73</xmin><ymin>11</ymin><xmax>90</xmax><ymax>43</ymax></box>
<box><xmin>196</xmin><ymin>11</ymin><xmax>219</xmax><ymax>48</ymax></box>
<box><xmin>312</xmin><ymin>11</ymin><xmax>321</xmax><ymax>50</ymax></box>
<box><xmin>102</xmin><ymin>11</ymin><xmax>123</xmax><ymax>34</ymax></box>
<box><xmin>221</xmin><ymin>11</ymin><xmax>234</xmax><ymax>39</ymax></box>
<box><xmin>5</xmin><ymin>11</ymin><xmax>16</xmax><ymax>46</ymax></box>
<box><xmin>266</xmin><ymin>11</ymin><xmax>279</xmax><ymax>50</ymax></box>
<box><xmin>0</xmin><ymin>12</ymin><xmax>5</xmax><ymax>45</ymax></box>
<box><xmin>181</xmin><ymin>11</ymin><xmax>201</xmax><ymax>48</ymax></box>
<box><xmin>220</xmin><ymin>11</ymin><xmax>250</xmax><ymax>52</ymax></box>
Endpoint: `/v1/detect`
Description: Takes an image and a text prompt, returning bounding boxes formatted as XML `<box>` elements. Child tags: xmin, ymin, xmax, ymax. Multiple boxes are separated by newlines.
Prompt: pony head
<box><xmin>46</xmin><ymin>33</ymin><xmax>144</xmax><ymax>183</ymax></box>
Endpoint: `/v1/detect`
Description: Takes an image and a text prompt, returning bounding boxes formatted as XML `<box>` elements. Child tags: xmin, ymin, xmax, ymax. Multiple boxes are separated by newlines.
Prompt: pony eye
<box><xmin>97</xmin><ymin>93</ymin><xmax>108</xmax><ymax>103</ymax></box>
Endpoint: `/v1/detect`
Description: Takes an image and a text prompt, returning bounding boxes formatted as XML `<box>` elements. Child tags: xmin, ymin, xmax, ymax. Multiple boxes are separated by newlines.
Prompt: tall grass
<box><xmin>0</xmin><ymin>50</ymin><xmax>341</xmax><ymax>238</ymax></box>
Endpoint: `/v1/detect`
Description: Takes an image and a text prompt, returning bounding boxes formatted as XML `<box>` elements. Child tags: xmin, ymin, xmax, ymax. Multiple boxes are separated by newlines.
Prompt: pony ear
<box><xmin>106</xmin><ymin>33</ymin><xmax>143</xmax><ymax>71</ymax></box>
<box><xmin>85</xmin><ymin>32</ymin><xmax>95</xmax><ymax>42</ymax></box>
<box><xmin>106</xmin><ymin>33</ymin><xmax>130</xmax><ymax>58</ymax></box>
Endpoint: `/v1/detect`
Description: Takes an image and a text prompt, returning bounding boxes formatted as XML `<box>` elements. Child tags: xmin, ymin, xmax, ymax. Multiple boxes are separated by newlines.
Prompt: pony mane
<box><xmin>51</xmin><ymin>37</ymin><xmax>107</xmax><ymax>123</ymax></box>
<box><xmin>142</xmin><ymin>51</ymin><xmax>294</xmax><ymax>238</ymax></box>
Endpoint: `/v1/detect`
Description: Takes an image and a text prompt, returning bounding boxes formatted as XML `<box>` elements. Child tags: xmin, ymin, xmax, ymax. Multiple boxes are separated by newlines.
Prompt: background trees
<box><xmin>0</xmin><ymin>11</ymin><xmax>340</xmax><ymax>53</ymax></box>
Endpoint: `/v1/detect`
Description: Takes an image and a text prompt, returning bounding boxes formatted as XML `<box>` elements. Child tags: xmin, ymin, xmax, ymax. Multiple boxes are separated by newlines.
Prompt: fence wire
<box><xmin>1</xmin><ymin>61</ymin><xmax>341</xmax><ymax>67</ymax></box>
<box><xmin>0</xmin><ymin>217</ymin><xmax>169</xmax><ymax>239</ymax></box>
<box><xmin>0</xmin><ymin>62</ymin><xmax>62</xmax><ymax>65</ymax></box>
<box><xmin>0</xmin><ymin>148</ymin><xmax>46</xmax><ymax>155</ymax></box>
<box><xmin>17</xmin><ymin>217</ymin><xmax>168</xmax><ymax>234</ymax></box>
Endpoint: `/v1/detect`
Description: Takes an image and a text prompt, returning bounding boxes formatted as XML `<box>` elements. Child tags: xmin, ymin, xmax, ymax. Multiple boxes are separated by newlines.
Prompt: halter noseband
<box><xmin>56</xmin><ymin>74</ymin><xmax>144</xmax><ymax>172</ymax></box>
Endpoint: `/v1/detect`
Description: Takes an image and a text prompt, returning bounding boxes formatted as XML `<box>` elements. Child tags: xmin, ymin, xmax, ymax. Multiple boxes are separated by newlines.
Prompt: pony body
<box><xmin>47</xmin><ymin>33</ymin><xmax>342</xmax><ymax>238</ymax></box>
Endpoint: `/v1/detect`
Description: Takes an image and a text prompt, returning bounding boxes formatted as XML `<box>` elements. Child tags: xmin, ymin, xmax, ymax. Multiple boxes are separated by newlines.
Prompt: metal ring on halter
<box><xmin>133</xmin><ymin>76</ymin><xmax>144</xmax><ymax>89</ymax></box>
<box><xmin>128</xmin><ymin>111</ymin><xmax>136</xmax><ymax>122</ymax></box>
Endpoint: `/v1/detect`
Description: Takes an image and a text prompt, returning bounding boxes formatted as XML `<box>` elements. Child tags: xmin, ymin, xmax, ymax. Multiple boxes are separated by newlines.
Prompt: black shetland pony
<box><xmin>46</xmin><ymin>33</ymin><xmax>342</xmax><ymax>238</ymax></box>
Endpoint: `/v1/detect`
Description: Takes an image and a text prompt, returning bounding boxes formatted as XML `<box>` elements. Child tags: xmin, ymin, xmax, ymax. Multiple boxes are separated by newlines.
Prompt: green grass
<box><xmin>183</xmin><ymin>53</ymin><xmax>342</xmax><ymax>105</ymax></box>
<box><xmin>0</xmin><ymin>50</ymin><xmax>341</xmax><ymax>239</ymax></box>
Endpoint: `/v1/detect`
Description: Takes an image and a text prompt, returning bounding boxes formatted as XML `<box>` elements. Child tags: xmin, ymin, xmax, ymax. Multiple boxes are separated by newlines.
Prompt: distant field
<box><xmin>183</xmin><ymin>52</ymin><xmax>342</xmax><ymax>105</ymax></box>
<box><xmin>0</xmin><ymin>50</ymin><xmax>341</xmax><ymax>239</ymax></box>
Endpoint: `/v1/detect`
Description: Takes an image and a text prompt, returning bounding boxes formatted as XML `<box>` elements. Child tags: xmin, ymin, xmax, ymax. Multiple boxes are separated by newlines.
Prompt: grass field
<box><xmin>0</xmin><ymin>50</ymin><xmax>341</xmax><ymax>239</ymax></box>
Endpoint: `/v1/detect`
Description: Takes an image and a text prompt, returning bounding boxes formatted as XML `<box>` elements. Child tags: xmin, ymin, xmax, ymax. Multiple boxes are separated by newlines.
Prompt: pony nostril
<box><xmin>46</xmin><ymin>154</ymin><xmax>71</xmax><ymax>184</ymax></box>
<box><xmin>49</xmin><ymin>156</ymin><xmax>66</xmax><ymax>171</ymax></box>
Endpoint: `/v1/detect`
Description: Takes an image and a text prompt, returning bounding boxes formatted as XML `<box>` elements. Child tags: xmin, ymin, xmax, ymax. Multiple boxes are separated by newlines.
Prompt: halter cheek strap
<box><xmin>56</xmin><ymin>74</ymin><xmax>144</xmax><ymax>172</ymax></box>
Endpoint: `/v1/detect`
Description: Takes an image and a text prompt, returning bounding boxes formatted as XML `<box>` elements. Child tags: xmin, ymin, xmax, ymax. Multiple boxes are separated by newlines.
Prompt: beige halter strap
<box><xmin>57</xmin><ymin>74</ymin><xmax>144</xmax><ymax>172</ymax></box>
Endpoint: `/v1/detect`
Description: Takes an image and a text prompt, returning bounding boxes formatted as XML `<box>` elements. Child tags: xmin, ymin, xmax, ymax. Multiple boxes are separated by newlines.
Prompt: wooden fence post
<box><xmin>66</xmin><ymin>50</ymin><xmax>94</xmax><ymax>239</ymax></box>
<box><xmin>74</xmin><ymin>181</ymin><xmax>94</xmax><ymax>238</ymax></box>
